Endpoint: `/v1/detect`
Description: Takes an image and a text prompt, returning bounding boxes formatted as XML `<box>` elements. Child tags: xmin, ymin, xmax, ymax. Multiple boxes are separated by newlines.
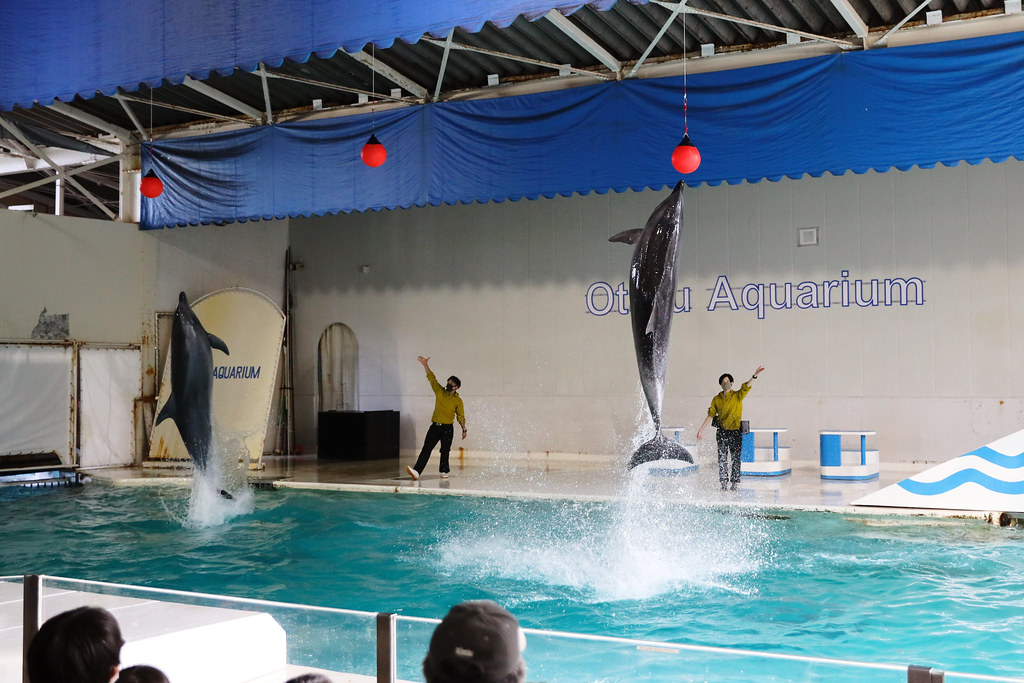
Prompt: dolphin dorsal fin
<box><xmin>609</xmin><ymin>229</ymin><xmax>643</xmax><ymax>245</ymax></box>
<box><xmin>209</xmin><ymin>334</ymin><xmax>230</xmax><ymax>356</ymax></box>
<box><xmin>155</xmin><ymin>393</ymin><xmax>177</xmax><ymax>425</ymax></box>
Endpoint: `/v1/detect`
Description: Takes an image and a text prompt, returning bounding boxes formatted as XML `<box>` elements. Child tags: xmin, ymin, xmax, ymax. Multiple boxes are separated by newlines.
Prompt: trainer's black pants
<box><xmin>716</xmin><ymin>428</ymin><xmax>742</xmax><ymax>486</ymax></box>
<box><xmin>412</xmin><ymin>422</ymin><xmax>453</xmax><ymax>475</ymax></box>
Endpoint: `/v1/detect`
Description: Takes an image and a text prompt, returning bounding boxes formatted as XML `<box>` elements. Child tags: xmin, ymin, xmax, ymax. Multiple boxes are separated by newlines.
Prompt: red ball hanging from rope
<box><xmin>361</xmin><ymin>133</ymin><xmax>387</xmax><ymax>167</ymax></box>
<box><xmin>139</xmin><ymin>170</ymin><xmax>164</xmax><ymax>198</ymax></box>
<box><xmin>671</xmin><ymin>134</ymin><xmax>701</xmax><ymax>174</ymax></box>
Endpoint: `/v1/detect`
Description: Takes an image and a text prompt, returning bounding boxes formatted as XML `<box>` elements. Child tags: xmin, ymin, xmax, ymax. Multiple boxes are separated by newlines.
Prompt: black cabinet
<box><xmin>317</xmin><ymin>410</ymin><xmax>399</xmax><ymax>460</ymax></box>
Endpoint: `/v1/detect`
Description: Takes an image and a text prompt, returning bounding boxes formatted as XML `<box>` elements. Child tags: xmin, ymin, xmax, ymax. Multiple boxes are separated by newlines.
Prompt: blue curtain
<box><xmin>0</xmin><ymin>0</ymin><xmax>620</xmax><ymax>109</ymax></box>
<box><xmin>142</xmin><ymin>31</ymin><xmax>1024</xmax><ymax>229</ymax></box>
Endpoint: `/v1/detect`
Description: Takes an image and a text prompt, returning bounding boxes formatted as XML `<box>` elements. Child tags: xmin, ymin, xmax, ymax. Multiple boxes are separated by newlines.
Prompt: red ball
<box><xmin>140</xmin><ymin>171</ymin><xmax>164</xmax><ymax>198</ymax></box>
<box><xmin>671</xmin><ymin>135</ymin><xmax>701</xmax><ymax>174</ymax></box>
<box><xmin>361</xmin><ymin>134</ymin><xmax>387</xmax><ymax>167</ymax></box>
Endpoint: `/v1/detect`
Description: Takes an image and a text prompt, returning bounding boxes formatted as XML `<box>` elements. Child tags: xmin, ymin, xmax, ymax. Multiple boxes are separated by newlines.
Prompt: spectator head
<box><xmin>284</xmin><ymin>676</ymin><xmax>332</xmax><ymax>683</ymax></box>
<box><xmin>423</xmin><ymin>600</ymin><xmax>526</xmax><ymax>683</ymax></box>
<box><xmin>116</xmin><ymin>666</ymin><xmax>170</xmax><ymax>683</ymax></box>
<box><xmin>27</xmin><ymin>606</ymin><xmax>124</xmax><ymax>683</ymax></box>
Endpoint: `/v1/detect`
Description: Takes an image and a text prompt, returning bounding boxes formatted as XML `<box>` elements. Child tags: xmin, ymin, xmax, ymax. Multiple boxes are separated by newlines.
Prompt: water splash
<box><xmin>184</xmin><ymin>424</ymin><xmax>254</xmax><ymax>528</ymax></box>
<box><xmin>186</xmin><ymin>472</ymin><xmax>254</xmax><ymax>528</ymax></box>
<box><xmin>435</xmin><ymin>476</ymin><xmax>771</xmax><ymax>602</ymax></box>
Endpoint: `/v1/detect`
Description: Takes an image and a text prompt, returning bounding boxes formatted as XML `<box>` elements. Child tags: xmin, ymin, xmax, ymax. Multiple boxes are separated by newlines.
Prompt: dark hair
<box><xmin>284</xmin><ymin>675</ymin><xmax>333</xmax><ymax>683</ymax></box>
<box><xmin>117</xmin><ymin>665</ymin><xmax>170</xmax><ymax>683</ymax></box>
<box><xmin>27</xmin><ymin>606</ymin><xmax>124</xmax><ymax>683</ymax></box>
<box><xmin>718</xmin><ymin>373</ymin><xmax>734</xmax><ymax>385</ymax></box>
<box><xmin>424</xmin><ymin>658</ymin><xmax>526</xmax><ymax>683</ymax></box>
<box><xmin>447</xmin><ymin>376</ymin><xmax>461</xmax><ymax>389</ymax></box>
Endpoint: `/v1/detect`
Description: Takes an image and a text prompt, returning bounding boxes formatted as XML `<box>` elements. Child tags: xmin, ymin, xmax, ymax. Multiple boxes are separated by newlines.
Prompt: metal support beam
<box><xmin>871</xmin><ymin>0</ymin><xmax>933</xmax><ymax>47</ymax></box>
<box><xmin>262</xmin><ymin>71</ymin><xmax>411</xmax><ymax>104</ymax></box>
<box><xmin>907</xmin><ymin>665</ymin><xmax>945</xmax><ymax>682</ymax></box>
<box><xmin>0</xmin><ymin>117</ymin><xmax>116</xmax><ymax>219</ymax></box>
<box><xmin>0</xmin><ymin>155</ymin><xmax>120</xmax><ymax>200</ymax></box>
<box><xmin>115</xmin><ymin>93</ymin><xmax>150</xmax><ymax>141</ymax></box>
<box><xmin>628</xmin><ymin>0</ymin><xmax>686</xmax><ymax>79</ymax></box>
<box><xmin>115</xmin><ymin>94</ymin><xmax>256</xmax><ymax>126</ymax></box>
<box><xmin>434</xmin><ymin>29</ymin><xmax>456</xmax><ymax>101</ymax></box>
<box><xmin>650</xmin><ymin>0</ymin><xmax>859</xmax><ymax>49</ymax></box>
<box><xmin>184</xmin><ymin>76</ymin><xmax>264</xmax><ymax>122</ymax></box>
<box><xmin>22</xmin><ymin>575</ymin><xmax>41</xmax><ymax>683</ymax></box>
<box><xmin>0</xmin><ymin>147</ymin><xmax>107</xmax><ymax>176</ymax></box>
<box><xmin>349</xmin><ymin>51</ymin><xmax>429</xmax><ymax>99</ymax></box>
<box><xmin>46</xmin><ymin>101</ymin><xmax>133</xmax><ymax>142</ymax></box>
<box><xmin>376</xmin><ymin>612</ymin><xmax>396</xmax><ymax>683</ymax></box>
<box><xmin>545</xmin><ymin>9</ymin><xmax>622</xmax><ymax>74</ymax></box>
<box><xmin>258</xmin><ymin>63</ymin><xmax>274</xmax><ymax>124</ymax></box>
<box><xmin>830</xmin><ymin>0</ymin><xmax>870</xmax><ymax>37</ymax></box>
<box><xmin>422</xmin><ymin>39</ymin><xmax>613</xmax><ymax>80</ymax></box>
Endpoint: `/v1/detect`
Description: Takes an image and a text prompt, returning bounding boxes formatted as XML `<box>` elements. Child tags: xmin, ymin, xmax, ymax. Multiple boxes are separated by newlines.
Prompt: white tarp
<box><xmin>79</xmin><ymin>347</ymin><xmax>142</xmax><ymax>468</ymax></box>
<box><xmin>854</xmin><ymin>429</ymin><xmax>1024</xmax><ymax>514</ymax></box>
<box><xmin>0</xmin><ymin>344</ymin><xmax>73</xmax><ymax>462</ymax></box>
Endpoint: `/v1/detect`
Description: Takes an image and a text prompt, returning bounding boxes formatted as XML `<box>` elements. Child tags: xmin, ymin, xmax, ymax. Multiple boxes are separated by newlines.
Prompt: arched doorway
<box><xmin>317</xmin><ymin>323</ymin><xmax>358</xmax><ymax>413</ymax></box>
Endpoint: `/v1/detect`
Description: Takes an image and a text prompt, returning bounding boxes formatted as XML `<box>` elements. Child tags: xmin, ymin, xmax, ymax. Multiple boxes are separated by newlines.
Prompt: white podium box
<box><xmin>820</xmin><ymin>430</ymin><xmax>879</xmax><ymax>480</ymax></box>
<box><xmin>741</xmin><ymin>428</ymin><xmax>791</xmax><ymax>476</ymax></box>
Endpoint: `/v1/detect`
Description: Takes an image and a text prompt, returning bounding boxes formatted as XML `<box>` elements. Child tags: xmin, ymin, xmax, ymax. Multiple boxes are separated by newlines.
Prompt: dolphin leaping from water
<box><xmin>156</xmin><ymin>291</ymin><xmax>229</xmax><ymax>472</ymax></box>
<box><xmin>610</xmin><ymin>181</ymin><xmax>693</xmax><ymax>470</ymax></box>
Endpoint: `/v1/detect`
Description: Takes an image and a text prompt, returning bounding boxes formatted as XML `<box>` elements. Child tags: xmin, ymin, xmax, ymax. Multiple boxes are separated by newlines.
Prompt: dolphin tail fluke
<box><xmin>209</xmin><ymin>334</ymin><xmax>230</xmax><ymax>355</ymax></box>
<box><xmin>155</xmin><ymin>394</ymin><xmax>177</xmax><ymax>425</ymax></box>
<box><xmin>628</xmin><ymin>435</ymin><xmax>694</xmax><ymax>470</ymax></box>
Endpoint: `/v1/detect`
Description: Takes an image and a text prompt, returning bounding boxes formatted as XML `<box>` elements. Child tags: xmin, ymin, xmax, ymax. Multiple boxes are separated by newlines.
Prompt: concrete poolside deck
<box><xmin>85</xmin><ymin>450</ymin><xmax>1007</xmax><ymax>522</ymax></box>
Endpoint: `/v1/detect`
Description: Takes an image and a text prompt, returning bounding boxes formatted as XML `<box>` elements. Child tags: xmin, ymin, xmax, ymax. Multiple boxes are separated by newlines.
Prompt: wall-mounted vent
<box><xmin>797</xmin><ymin>227</ymin><xmax>819</xmax><ymax>247</ymax></box>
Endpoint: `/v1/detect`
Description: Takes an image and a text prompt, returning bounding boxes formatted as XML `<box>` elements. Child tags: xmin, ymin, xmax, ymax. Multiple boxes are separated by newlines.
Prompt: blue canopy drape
<box><xmin>141</xmin><ymin>30</ymin><xmax>1024</xmax><ymax>229</ymax></box>
<box><xmin>0</xmin><ymin>0</ymin><xmax>624</xmax><ymax>110</ymax></box>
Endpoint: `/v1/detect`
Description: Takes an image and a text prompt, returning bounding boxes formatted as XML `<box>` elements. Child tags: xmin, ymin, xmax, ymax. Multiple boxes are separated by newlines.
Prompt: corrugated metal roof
<box><xmin>0</xmin><ymin>0</ymin><xmax>1012</xmax><ymax>219</ymax></box>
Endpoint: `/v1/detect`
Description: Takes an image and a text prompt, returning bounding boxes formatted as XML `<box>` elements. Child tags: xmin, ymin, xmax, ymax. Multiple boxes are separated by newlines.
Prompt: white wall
<box><xmin>153</xmin><ymin>220</ymin><xmax>288</xmax><ymax>314</ymax></box>
<box><xmin>290</xmin><ymin>160</ymin><xmax>1024</xmax><ymax>465</ymax></box>
<box><xmin>0</xmin><ymin>209</ymin><xmax>290</xmax><ymax>459</ymax></box>
<box><xmin>5</xmin><ymin>160</ymin><xmax>1022</xmax><ymax>467</ymax></box>
<box><xmin>0</xmin><ymin>210</ymin><xmax>288</xmax><ymax>347</ymax></box>
<box><xmin>0</xmin><ymin>210</ymin><xmax>156</xmax><ymax>343</ymax></box>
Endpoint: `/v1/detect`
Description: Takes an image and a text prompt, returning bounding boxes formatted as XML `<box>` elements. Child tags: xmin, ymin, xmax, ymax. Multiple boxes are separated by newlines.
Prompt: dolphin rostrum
<box><xmin>610</xmin><ymin>181</ymin><xmax>693</xmax><ymax>469</ymax></box>
<box><xmin>156</xmin><ymin>291</ymin><xmax>229</xmax><ymax>472</ymax></box>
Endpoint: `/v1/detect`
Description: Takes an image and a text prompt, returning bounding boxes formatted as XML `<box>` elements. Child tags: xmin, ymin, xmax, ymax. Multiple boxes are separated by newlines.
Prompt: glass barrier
<box><xmin>393</xmin><ymin>614</ymin><xmax>913</xmax><ymax>683</ymax></box>
<box><xmin>6</xmin><ymin>575</ymin><xmax>379</xmax><ymax>681</ymax></box>
<box><xmin>4</xmin><ymin>575</ymin><xmax>1023</xmax><ymax>683</ymax></box>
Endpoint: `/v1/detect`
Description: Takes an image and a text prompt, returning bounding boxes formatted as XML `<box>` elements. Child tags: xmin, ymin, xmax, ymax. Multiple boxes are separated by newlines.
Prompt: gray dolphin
<box><xmin>156</xmin><ymin>291</ymin><xmax>229</xmax><ymax>472</ymax></box>
<box><xmin>610</xmin><ymin>181</ymin><xmax>693</xmax><ymax>469</ymax></box>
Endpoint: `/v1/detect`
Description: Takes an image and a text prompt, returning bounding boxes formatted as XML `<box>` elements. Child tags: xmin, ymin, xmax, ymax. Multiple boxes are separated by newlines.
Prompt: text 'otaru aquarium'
<box><xmin>586</xmin><ymin>270</ymin><xmax>925</xmax><ymax>319</ymax></box>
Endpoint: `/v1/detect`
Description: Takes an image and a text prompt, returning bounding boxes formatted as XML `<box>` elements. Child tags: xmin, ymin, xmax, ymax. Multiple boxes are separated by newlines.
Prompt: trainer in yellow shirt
<box><xmin>407</xmin><ymin>355</ymin><xmax>466</xmax><ymax>481</ymax></box>
<box><xmin>697</xmin><ymin>365</ymin><xmax>765</xmax><ymax>491</ymax></box>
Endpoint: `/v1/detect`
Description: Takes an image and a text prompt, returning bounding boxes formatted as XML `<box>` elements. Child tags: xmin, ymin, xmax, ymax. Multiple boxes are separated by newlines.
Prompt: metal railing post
<box><xmin>908</xmin><ymin>664</ymin><xmax>944</xmax><ymax>682</ymax></box>
<box><xmin>376</xmin><ymin>612</ymin><xmax>396</xmax><ymax>683</ymax></box>
<box><xmin>23</xmin><ymin>574</ymin><xmax>42</xmax><ymax>683</ymax></box>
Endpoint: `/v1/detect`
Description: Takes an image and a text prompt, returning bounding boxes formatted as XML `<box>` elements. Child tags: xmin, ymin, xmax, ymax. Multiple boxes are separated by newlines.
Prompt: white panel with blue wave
<box><xmin>854</xmin><ymin>429</ymin><xmax>1024</xmax><ymax>513</ymax></box>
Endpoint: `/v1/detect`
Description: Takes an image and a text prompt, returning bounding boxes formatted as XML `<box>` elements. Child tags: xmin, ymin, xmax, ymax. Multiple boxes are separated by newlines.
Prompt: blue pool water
<box><xmin>2</xmin><ymin>482</ymin><xmax>1023</xmax><ymax>678</ymax></box>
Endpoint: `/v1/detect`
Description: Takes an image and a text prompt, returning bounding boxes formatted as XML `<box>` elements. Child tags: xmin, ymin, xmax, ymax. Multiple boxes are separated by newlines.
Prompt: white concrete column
<box><xmin>54</xmin><ymin>177</ymin><xmax>64</xmax><ymax>215</ymax></box>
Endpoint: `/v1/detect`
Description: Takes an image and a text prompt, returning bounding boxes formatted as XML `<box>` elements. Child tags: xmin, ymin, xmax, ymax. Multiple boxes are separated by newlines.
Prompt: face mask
<box><xmin>446</xmin><ymin>383</ymin><xmax>456</xmax><ymax>392</ymax></box>
<box><xmin>720</xmin><ymin>381</ymin><xmax>732</xmax><ymax>392</ymax></box>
